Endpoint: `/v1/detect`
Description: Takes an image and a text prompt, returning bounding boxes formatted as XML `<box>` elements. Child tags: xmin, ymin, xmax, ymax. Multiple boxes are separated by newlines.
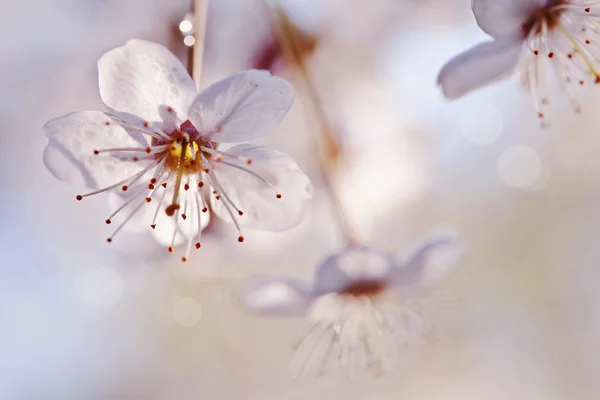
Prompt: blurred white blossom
<box><xmin>43</xmin><ymin>39</ymin><xmax>312</xmax><ymax>261</ymax></box>
<box><xmin>241</xmin><ymin>235</ymin><xmax>463</xmax><ymax>377</ymax></box>
<box><xmin>438</xmin><ymin>0</ymin><xmax>600</xmax><ymax>126</ymax></box>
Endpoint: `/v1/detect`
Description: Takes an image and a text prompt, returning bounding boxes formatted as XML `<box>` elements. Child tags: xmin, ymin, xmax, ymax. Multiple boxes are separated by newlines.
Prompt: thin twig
<box><xmin>261</xmin><ymin>1</ymin><xmax>359</xmax><ymax>245</ymax></box>
<box><xmin>192</xmin><ymin>0</ymin><xmax>209</xmax><ymax>87</ymax></box>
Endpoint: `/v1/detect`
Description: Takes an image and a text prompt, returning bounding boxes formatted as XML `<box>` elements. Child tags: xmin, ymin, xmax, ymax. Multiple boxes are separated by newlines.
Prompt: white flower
<box><xmin>438</xmin><ymin>0</ymin><xmax>600</xmax><ymax>125</ymax></box>
<box><xmin>43</xmin><ymin>39</ymin><xmax>312</xmax><ymax>261</ymax></box>
<box><xmin>241</xmin><ymin>235</ymin><xmax>463</xmax><ymax>377</ymax></box>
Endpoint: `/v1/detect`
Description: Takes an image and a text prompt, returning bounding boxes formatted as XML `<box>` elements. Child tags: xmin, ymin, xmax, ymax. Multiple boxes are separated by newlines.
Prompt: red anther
<box><xmin>184</xmin><ymin>184</ymin><xmax>190</xmax><ymax>191</ymax></box>
<box><xmin>150</xmin><ymin>178</ymin><xmax>157</xmax><ymax>184</ymax></box>
<box><xmin>203</xmin><ymin>169</ymin><xmax>209</xmax><ymax>173</ymax></box>
<box><xmin>215</xmin><ymin>195</ymin><xmax>221</xmax><ymax>200</ymax></box>
<box><xmin>168</xmin><ymin>246</ymin><xmax>174</xmax><ymax>253</ymax></box>
<box><xmin>145</xmin><ymin>197</ymin><xmax>152</xmax><ymax>203</ymax></box>
<box><xmin>548</xmin><ymin>52</ymin><xmax>554</xmax><ymax>58</ymax></box>
<box><xmin>533</xmin><ymin>50</ymin><xmax>539</xmax><ymax>55</ymax></box>
<box><xmin>586</xmin><ymin>7</ymin><xmax>591</xmax><ymax>12</ymax></box>
<box><xmin>93</xmin><ymin>150</ymin><xmax>99</xmax><ymax>155</ymax></box>
<box><xmin>162</xmin><ymin>183</ymin><xmax>167</xmax><ymax>188</ymax></box>
<box><xmin>76</xmin><ymin>195</ymin><xmax>83</xmax><ymax>201</ymax></box>
<box><xmin>238</xmin><ymin>211</ymin><xmax>243</xmax><ymax>216</ymax></box>
<box><xmin>167</xmin><ymin>106</ymin><xmax>173</xmax><ymax>112</ymax></box>
<box><xmin>276</xmin><ymin>194</ymin><xmax>282</xmax><ymax>199</ymax></box>
<box><xmin>181</xmin><ymin>214</ymin><xmax>187</xmax><ymax>220</ymax></box>
<box><xmin>596</xmin><ymin>76</ymin><xmax>600</xmax><ymax>84</ymax></box>
<box><xmin>151</xmin><ymin>224</ymin><xmax>156</xmax><ymax>229</ymax></box>
<box><xmin>202</xmin><ymin>207</ymin><xmax>208</xmax><ymax>213</ymax></box>
<box><xmin>181</xmin><ymin>257</ymin><xmax>188</xmax><ymax>262</ymax></box>
<box><xmin>105</xmin><ymin>122</ymin><xmax>110</xmax><ymax>126</ymax></box>
<box><xmin>195</xmin><ymin>242</ymin><xmax>201</xmax><ymax>249</ymax></box>
<box><xmin>198</xmin><ymin>182</ymin><xmax>204</xmax><ymax>188</ymax></box>
<box><xmin>212</xmin><ymin>190</ymin><xmax>217</xmax><ymax>194</ymax></box>
<box><xmin>145</xmin><ymin>147</ymin><xmax>151</xmax><ymax>153</ymax></box>
<box><xmin>148</xmin><ymin>184</ymin><xmax>155</xmax><ymax>190</ymax></box>
<box><xmin>586</xmin><ymin>40</ymin><xmax>591</xmax><ymax>44</ymax></box>
<box><xmin>143</xmin><ymin>121</ymin><xmax>149</xmax><ymax>127</ymax></box>
<box><xmin>238</xmin><ymin>236</ymin><xmax>245</xmax><ymax>243</ymax></box>
<box><xmin>246</xmin><ymin>159</ymin><xmax>252</xmax><ymax>165</ymax></box>
<box><xmin>133</xmin><ymin>157</ymin><xmax>139</xmax><ymax>162</ymax></box>
<box><xmin>107</xmin><ymin>238</ymin><xmax>113</xmax><ymax>243</ymax></box>
<box><xmin>165</xmin><ymin>204</ymin><xmax>180</xmax><ymax>216</ymax></box>
<box><xmin>105</xmin><ymin>219</ymin><xmax>111</xmax><ymax>224</ymax></box>
<box><xmin>122</xmin><ymin>185</ymin><xmax>128</xmax><ymax>192</ymax></box>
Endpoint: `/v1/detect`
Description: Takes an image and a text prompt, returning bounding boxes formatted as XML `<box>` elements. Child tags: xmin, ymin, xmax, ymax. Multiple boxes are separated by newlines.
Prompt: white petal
<box><xmin>393</xmin><ymin>234</ymin><xmax>464</xmax><ymax>289</ymax></box>
<box><xmin>98</xmin><ymin>39</ymin><xmax>197</xmax><ymax>124</ymax></box>
<box><xmin>241</xmin><ymin>276</ymin><xmax>314</xmax><ymax>316</ymax></box>
<box><xmin>43</xmin><ymin>111</ymin><xmax>146</xmax><ymax>189</ymax></box>
<box><xmin>209</xmin><ymin>144</ymin><xmax>312</xmax><ymax>231</ymax></box>
<box><xmin>187</xmin><ymin>70</ymin><xmax>294</xmax><ymax>143</ymax></box>
<box><xmin>438</xmin><ymin>37</ymin><xmax>523</xmax><ymax>99</ymax></box>
<box><xmin>312</xmin><ymin>246</ymin><xmax>395</xmax><ymax>295</ymax></box>
<box><xmin>472</xmin><ymin>0</ymin><xmax>534</xmax><ymax>38</ymax></box>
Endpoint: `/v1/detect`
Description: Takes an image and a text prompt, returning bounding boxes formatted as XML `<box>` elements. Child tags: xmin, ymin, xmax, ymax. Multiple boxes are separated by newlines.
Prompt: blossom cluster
<box><xmin>42</xmin><ymin>0</ymin><xmax>600</xmax><ymax>380</ymax></box>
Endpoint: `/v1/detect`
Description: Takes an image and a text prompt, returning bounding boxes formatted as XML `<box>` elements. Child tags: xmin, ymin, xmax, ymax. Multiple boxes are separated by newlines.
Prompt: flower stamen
<box><xmin>76</xmin><ymin>162</ymin><xmax>157</xmax><ymax>200</ymax></box>
<box><xmin>201</xmin><ymin>146</ymin><xmax>252</xmax><ymax>164</ymax></box>
<box><xmin>219</xmin><ymin>160</ymin><xmax>283</xmax><ymax>199</ymax></box>
<box><xmin>112</xmin><ymin>119</ymin><xmax>173</xmax><ymax>141</ymax></box>
<box><xmin>201</xmin><ymin>153</ymin><xmax>245</xmax><ymax>241</ymax></box>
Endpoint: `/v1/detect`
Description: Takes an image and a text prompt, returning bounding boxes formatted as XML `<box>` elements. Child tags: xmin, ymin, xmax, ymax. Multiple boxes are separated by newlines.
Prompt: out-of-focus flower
<box><xmin>241</xmin><ymin>235</ymin><xmax>463</xmax><ymax>377</ymax></box>
<box><xmin>438</xmin><ymin>0</ymin><xmax>600</xmax><ymax>126</ymax></box>
<box><xmin>43</xmin><ymin>39</ymin><xmax>312</xmax><ymax>261</ymax></box>
<box><xmin>253</xmin><ymin>8</ymin><xmax>318</xmax><ymax>74</ymax></box>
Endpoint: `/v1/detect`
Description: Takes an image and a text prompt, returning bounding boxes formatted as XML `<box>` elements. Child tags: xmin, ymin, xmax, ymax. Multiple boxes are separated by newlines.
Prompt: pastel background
<box><xmin>2</xmin><ymin>0</ymin><xmax>599</xmax><ymax>398</ymax></box>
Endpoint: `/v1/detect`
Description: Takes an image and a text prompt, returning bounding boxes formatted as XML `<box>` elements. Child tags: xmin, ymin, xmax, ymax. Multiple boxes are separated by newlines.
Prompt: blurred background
<box><xmin>2</xmin><ymin>0</ymin><xmax>600</xmax><ymax>398</ymax></box>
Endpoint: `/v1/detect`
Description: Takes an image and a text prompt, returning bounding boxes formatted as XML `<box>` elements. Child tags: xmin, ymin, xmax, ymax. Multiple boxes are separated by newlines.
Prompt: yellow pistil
<box><xmin>170</xmin><ymin>140</ymin><xmax>199</xmax><ymax>159</ymax></box>
<box><xmin>165</xmin><ymin>141</ymin><xmax>189</xmax><ymax>216</ymax></box>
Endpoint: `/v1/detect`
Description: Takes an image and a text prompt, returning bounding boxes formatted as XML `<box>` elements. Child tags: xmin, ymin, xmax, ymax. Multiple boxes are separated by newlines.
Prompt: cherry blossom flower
<box><xmin>43</xmin><ymin>39</ymin><xmax>312</xmax><ymax>261</ymax></box>
<box><xmin>438</xmin><ymin>0</ymin><xmax>600</xmax><ymax>126</ymax></box>
<box><xmin>241</xmin><ymin>235</ymin><xmax>463</xmax><ymax>377</ymax></box>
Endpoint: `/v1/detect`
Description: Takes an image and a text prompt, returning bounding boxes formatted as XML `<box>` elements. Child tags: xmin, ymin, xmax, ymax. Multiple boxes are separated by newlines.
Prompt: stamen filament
<box><xmin>113</xmin><ymin>119</ymin><xmax>173</xmax><ymax>141</ymax></box>
<box><xmin>182</xmin><ymin>191</ymin><xmax>196</xmax><ymax>262</ymax></box>
<box><xmin>151</xmin><ymin>181</ymin><xmax>170</xmax><ymax>228</ymax></box>
<box><xmin>193</xmin><ymin>187</ymin><xmax>204</xmax><ymax>247</ymax></box>
<box><xmin>200</xmin><ymin>154</ymin><xmax>244</xmax><ymax>217</ymax></box>
<box><xmin>219</xmin><ymin>160</ymin><xmax>281</xmax><ymax>196</ymax></box>
<box><xmin>78</xmin><ymin>162</ymin><xmax>157</xmax><ymax>199</ymax></box>
<box><xmin>202</xmin><ymin>164</ymin><xmax>243</xmax><ymax>238</ymax></box>
<box><xmin>557</xmin><ymin>20</ymin><xmax>600</xmax><ymax>78</ymax></box>
<box><xmin>95</xmin><ymin>147</ymin><xmax>152</xmax><ymax>154</ymax></box>
<box><xmin>107</xmin><ymin>201</ymin><xmax>146</xmax><ymax>242</ymax></box>
<box><xmin>201</xmin><ymin>146</ymin><xmax>250</xmax><ymax>163</ymax></box>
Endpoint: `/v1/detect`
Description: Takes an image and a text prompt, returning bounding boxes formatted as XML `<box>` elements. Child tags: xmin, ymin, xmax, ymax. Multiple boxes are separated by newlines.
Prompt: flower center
<box><xmin>522</xmin><ymin>0</ymin><xmax>568</xmax><ymax>35</ymax></box>
<box><xmin>163</xmin><ymin>138</ymin><xmax>205</xmax><ymax>175</ymax></box>
<box><xmin>170</xmin><ymin>139</ymin><xmax>199</xmax><ymax>159</ymax></box>
<box><xmin>340</xmin><ymin>280</ymin><xmax>386</xmax><ymax>298</ymax></box>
